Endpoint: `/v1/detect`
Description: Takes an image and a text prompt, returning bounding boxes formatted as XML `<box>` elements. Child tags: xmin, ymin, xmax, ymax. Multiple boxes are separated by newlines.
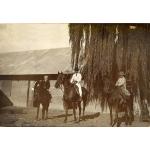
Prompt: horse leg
<box><xmin>73</xmin><ymin>102</ymin><xmax>77</xmax><ymax>122</ymax></box>
<box><xmin>128</xmin><ymin>108</ymin><xmax>133</xmax><ymax>125</ymax></box>
<box><xmin>42</xmin><ymin>106</ymin><xmax>45</xmax><ymax>120</ymax></box>
<box><xmin>64</xmin><ymin>107</ymin><xmax>68</xmax><ymax>123</ymax></box>
<box><xmin>82</xmin><ymin>101</ymin><xmax>86</xmax><ymax>120</ymax></box>
<box><xmin>124</xmin><ymin>109</ymin><xmax>129</xmax><ymax>126</ymax></box>
<box><xmin>117</xmin><ymin>119</ymin><xmax>121</xmax><ymax>127</ymax></box>
<box><xmin>109</xmin><ymin>106</ymin><xmax>113</xmax><ymax>126</ymax></box>
<box><xmin>78</xmin><ymin>102</ymin><xmax>81</xmax><ymax>122</ymax></box>
<box><xmin>115</xmin><ymin>108</ymin><xmax>119</xmax><ymax>127</ymax></box>
<box><xmin>112</xmin><ymin>118</ymin><xmax>117</xmax><ymax>127</ymax></box>
<box><xmin>45</xmin><ymin>101</ymin><xmax>50</xmax><ymax>120</ymax></box>
<box><xmin>45</xmin><ymin>106</ymin><xmax>49</xmax><ymax>120</ymax></box>
<box><xmin>36</xmin><ymin>105</ymin><xmax>40</xmax><ymax>120</ymax></box>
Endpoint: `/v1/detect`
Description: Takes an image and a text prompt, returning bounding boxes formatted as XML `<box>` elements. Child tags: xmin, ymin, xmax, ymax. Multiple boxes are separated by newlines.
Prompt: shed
<box><xmin>0</xmin><ymin>47</ymin><xmax>72</xmax><ymax>107</ymax></box>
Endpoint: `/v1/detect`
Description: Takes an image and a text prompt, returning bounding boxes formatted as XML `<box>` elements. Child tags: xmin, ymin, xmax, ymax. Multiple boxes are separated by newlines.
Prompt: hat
<box><xmin>64</xmin><ymin>70</ymin><xmax>73</xmax><ymax>74</ymax></box>
<box><xmin>118</xmin><ymin>71</ymin><xmax>125</xmax><ymax>76</ymax></box>
<box><xmin>74</xmin><ymin>65</ymin><xmax>79</xmax><ymax>71</ymax></box>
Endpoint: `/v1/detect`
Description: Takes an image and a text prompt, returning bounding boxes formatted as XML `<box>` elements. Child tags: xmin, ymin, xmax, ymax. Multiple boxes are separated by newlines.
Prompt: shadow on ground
<box><xmin>47</xmin><ymin>112</ymin><xmax>100</xmax><ymax>121</ymax></box>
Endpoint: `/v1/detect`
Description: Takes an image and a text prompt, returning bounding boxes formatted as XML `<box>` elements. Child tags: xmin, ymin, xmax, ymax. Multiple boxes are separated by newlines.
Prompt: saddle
<box><xmin>73</xmin><ymin>84</ymin><xmax>80</xmax><ymax>96</ymax></box>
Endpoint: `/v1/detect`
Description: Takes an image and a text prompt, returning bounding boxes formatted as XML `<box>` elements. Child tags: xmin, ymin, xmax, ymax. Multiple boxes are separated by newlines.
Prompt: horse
<box><xmin>102</xmin><ymin>77</ymin><xmax>134</xmax><ymax>127</ymax></box>
<box><xmin>55</xmin><ymin>71</ymin><xmax>89</xmax><ymax>123</ymax></box>
<box><xmin>33</xmin><ymin>80</ymin><xmax>52</xmax><ymax>120</ymax></box>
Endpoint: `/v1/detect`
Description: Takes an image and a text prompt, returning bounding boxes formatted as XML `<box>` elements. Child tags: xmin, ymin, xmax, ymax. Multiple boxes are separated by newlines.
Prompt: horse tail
<box><xmin>101</xmin><ymin>92</ymin><xmax>109</xmax><ymax>113</ymax></box>
<box><xmin>101</xmin><ymin>95</ymin><xmax>105</xmax><ymax>112</ymax></box>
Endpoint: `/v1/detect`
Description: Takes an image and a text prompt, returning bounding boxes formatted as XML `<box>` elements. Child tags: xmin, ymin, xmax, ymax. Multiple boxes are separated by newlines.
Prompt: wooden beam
<box><xmin>10</xmin><ymin>80</ymin><xmax>12</xmax><ymax>96</ymax></box>
<box><xmin>0</xmin><ymin>74</ymin><xmax>58</xmax><ymax>80</ymax></box>
<box><xmin>0</xmin><ymin>74</ymin><xmax>72</xmax><ymax>81</ymax></box>
<box><xmin>26</xmin><ymin>80</ymin><xmax>30</xmax><ymax>107</ymax></box>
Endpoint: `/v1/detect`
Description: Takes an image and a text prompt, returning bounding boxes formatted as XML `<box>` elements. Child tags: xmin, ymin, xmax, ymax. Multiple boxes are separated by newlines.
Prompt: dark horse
<box><xmin>33</xmin><ymin>80</ymin><xmax>52</xmax><ymax>120</ymax></box>
<box><xmin>102</xmin><ymin>77</ymin><xmax>134</xmax><ymax>127</ymax></box>
<box><xmin>55</xmin><ymin>72</ymin><xmax>89</xmax><ymax>123</ymax></box>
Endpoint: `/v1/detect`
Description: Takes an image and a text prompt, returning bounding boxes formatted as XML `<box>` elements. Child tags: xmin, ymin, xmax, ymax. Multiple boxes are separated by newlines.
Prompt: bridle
<box><xmin>57</xmin><ymin>74</ymin><xmax>66</xmax><ymax>93</ymax></box>
<box><xmin>59</xmin><ymin>84</ymin><xmax>64</xmax><ymax>93</ymax></box>
<box><xmin>58</xmin><ymin>74</ymin><xmax>72</xmax><ymax>93</ymax></box>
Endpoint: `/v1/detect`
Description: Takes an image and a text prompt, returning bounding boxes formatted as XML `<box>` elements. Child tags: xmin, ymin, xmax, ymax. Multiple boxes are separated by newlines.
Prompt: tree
<box><xmin>69</xmin><ymin>24</ymin><xmax>150</xmax><ymax>105</ymax></box>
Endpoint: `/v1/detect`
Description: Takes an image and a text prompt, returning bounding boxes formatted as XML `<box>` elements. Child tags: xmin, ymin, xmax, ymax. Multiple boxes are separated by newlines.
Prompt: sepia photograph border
<box><xmin>0</xmin><ymin>0</ymin><xmax>149</xmax><ymax>150</ymax></box>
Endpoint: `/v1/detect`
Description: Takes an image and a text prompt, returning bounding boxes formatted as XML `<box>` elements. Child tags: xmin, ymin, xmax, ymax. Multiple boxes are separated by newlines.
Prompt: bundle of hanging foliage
<box><xmin>69</xmin><ymin>24</ymin><xmax>150</xmax><ymax>104</ymax></box>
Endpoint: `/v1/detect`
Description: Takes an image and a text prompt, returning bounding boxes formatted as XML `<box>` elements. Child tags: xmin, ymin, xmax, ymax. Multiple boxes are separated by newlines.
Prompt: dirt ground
<box><xmin>0</xmin><ymin>106</ymin><xmax>150</xmax><ymax>127</ymax></box>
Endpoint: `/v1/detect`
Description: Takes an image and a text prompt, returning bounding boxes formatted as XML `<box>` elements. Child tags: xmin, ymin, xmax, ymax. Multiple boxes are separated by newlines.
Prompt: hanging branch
<box><xmin>69</xmin><ymin>23</ymin><xmax>150</xmax><ymax>106</ymax></box>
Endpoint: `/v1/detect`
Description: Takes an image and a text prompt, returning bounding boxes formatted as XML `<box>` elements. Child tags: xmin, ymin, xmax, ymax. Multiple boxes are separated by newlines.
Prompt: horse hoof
<box><xmin>64</xmin><ymin>120</ymin><xmax>67</xmax><ymax>123</ymax></box>
<box><xmin>36</xmin><ymin>117</ymin><xmax>39</xmax><ymax>121</ymax></box>
<box><xmin>74</xmin><ymin>120</ymin><xmax>78</xmax><ymax>123</ymax></box>
<box><xmin>82</xmin><ymin>118</ymin><xmax>86</xmax><ymax>121</ymax></box>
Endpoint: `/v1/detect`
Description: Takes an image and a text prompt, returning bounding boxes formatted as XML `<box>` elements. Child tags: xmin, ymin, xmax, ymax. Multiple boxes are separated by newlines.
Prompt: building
<box><xmin>0</xmin><ymin>47</ymin><xmax>72</xmax><ymax>108</ymax></box>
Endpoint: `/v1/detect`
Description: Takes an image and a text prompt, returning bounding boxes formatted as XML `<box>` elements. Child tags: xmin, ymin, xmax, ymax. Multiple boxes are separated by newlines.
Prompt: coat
<box><xmin>115</xmin><ymin>76</ymin><xmax>130</xmax><ymax>96</ymax></box>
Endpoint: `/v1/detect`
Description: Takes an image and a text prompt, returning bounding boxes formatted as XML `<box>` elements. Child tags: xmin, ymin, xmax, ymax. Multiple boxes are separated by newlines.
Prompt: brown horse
<box><xmin>55</xmin><ymin>72</ymin><xmax>89</xmax><ymax>123</ymax></box>
<box><xmin>33</xmin><ymin>80</ymin><xmax>52</xmax><ymax>120</ymax></box>
<box><xmin>102</xmin><ymin>77</ymin><xmax>134</xmax><ymax>127</ymax></box>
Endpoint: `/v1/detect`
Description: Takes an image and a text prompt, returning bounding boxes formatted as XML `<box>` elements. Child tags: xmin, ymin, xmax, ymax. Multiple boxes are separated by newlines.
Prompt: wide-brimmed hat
<box><xmin>118</xmin><ymin>71</ymin><xmax>125</xmax><ymax>76</ymax></box>
<box><xmin>74</xmin><ymin>65</ymin><xmax>79</xmax><ymax>71</ymax></box>
<box><xmin>64</xmin><ymin>70</ymin><xmax>73</xmax><ymax>74</ymax></box>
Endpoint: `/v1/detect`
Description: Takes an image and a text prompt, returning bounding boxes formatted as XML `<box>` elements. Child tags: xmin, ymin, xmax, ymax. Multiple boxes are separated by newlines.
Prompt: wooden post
<box><xmin>27</xmin><ymin>80</ymin><xmax>30</xmax><ymax>107</ymax></box>
<box><xmin>10</xmin><ymin>80</ymin><xmax>12</xmax><ymax>96</ymax></box>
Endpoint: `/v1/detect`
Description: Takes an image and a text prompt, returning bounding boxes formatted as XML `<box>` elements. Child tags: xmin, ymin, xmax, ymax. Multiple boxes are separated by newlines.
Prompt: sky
<box><xmin>0</xmin><ymin>24</ymin><xmax>70</xmax><ymax>53</ymax></box>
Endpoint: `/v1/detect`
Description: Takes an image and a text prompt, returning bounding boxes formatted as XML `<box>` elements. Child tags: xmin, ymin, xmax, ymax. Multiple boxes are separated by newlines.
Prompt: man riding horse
<box><xmin>55</xmin><ymin>69</ymin><xmax>89</xmax><ymax>122</ymax></box>
<box><xmin>70</xmin><ymin>65</ymin><xmax>82</xmax><ymax>102</ymax></box>
<box><xmin>33</xmin><ymin>75</ymin><xmax>51</xmax><ymax>103</ymax></box>
<box><xmin>33</xmin><ymin>75</ymin><xmax>52</xmax><ymax>120</ymax></box>
<box><xmin>115</xmin><ymin>71</ymin><xmax>131</xmax><ymax>104</ymax></box>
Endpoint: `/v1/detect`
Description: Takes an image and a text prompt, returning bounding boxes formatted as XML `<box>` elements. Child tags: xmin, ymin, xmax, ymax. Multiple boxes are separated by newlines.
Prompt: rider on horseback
<box><xmin>33</xmin><ymin>80</ymin><xmax>42</xmax><ymax>97</ymax></box>
<box><xmin>70</xmin><ymin>65</ymin><xmax>82</xmax><ymax>101</ymax></box>
<box><xmin>41</xmin><ymin>75</ymin><xmax>52</xmax><ymax>102</ymax></box>
<box><xmin>33</xmin><ymin>76</ymin><xmax>52</xmax><ymax>102</ymax></box>
<box><xmin>115</xmin><ymin>71</ymin><xmax>131</xmax><ymax>103</ymax></box>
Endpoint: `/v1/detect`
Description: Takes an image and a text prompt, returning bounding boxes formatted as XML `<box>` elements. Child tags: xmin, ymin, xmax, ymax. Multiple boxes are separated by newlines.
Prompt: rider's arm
<box><xmin>76</xmin><ymin>73</ymin><xmax>82</xmax><ymax>83</ymax></box>
<box><xmin>115</xmin><ymin>78</ymin><xmax>125</xmax><ymax>86</ymax></box>
<box><xmin>46</xmin><ymin>81</ymin><xmax>50</xmax><ymax>89</ymax></box>
<box><xmin>70</xmin><ymin>74</ymin><xmax>75</xmax><ymax>83</ymax></box>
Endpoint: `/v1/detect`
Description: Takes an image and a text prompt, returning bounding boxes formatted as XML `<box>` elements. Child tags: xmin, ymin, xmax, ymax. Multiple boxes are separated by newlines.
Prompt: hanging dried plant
<box><xmin>69</xmin><ymin>23</ymin><xmax>150</xmax><ymax>105</ymax></box>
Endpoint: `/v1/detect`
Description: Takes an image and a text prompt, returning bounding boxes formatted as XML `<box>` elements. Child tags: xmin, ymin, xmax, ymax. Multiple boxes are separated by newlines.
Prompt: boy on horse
<box><xmin>70</xmin><ymin>65</ymin><xmax>82</xmax><ymax>101</ymax></box>
<box><xmin>115</xmin><ymin>71</ymin><xmax>131</xmax><ymax>103</ymax></box>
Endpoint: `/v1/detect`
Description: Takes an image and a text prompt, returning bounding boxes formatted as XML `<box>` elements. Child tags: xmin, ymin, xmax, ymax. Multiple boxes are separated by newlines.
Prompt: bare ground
<box><xmin>0</xmin><ymin>106</ymin><xmax>149</xmax><ymax>127</ymax></box>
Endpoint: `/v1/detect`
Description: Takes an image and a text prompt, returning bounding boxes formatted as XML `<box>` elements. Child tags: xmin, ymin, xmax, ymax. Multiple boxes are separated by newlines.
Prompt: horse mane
<box><xmin>63</xmin><ymin>74</ymin><xmax>73</xmax><ymax>88</ymax></box>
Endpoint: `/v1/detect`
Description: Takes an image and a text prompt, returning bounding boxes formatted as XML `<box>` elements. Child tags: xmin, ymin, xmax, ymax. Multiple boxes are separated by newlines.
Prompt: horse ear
<box><xmin>61</xmin><ymin>71</ymin><xmax>63</xmax><ymax>74</ymax></box>
<box><xmin>58</xmin><ymin>71</ymin><xmax>59</xmax><ymax>74</ymax></box>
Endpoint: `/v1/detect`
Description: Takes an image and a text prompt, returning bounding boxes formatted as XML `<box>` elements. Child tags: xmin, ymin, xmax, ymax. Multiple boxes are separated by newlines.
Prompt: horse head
<box><xmin>55</xmin><ymin>71</ymin><xmax>65</xmax><ymax>88</ymax></box>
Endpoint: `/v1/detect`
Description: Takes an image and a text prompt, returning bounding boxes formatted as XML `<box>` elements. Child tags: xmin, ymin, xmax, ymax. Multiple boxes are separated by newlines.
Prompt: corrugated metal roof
<box><xmin>0</xmin><ymin>47</ymin><xmax>72</xmax><ymax>75</ymax></box>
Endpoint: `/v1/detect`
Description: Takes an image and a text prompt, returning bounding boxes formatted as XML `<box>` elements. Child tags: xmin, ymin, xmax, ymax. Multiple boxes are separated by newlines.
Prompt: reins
<box><xmin>59</xmin><ymin>84</ymin><xmax>64</xmax><ymax>93</ymax></box>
